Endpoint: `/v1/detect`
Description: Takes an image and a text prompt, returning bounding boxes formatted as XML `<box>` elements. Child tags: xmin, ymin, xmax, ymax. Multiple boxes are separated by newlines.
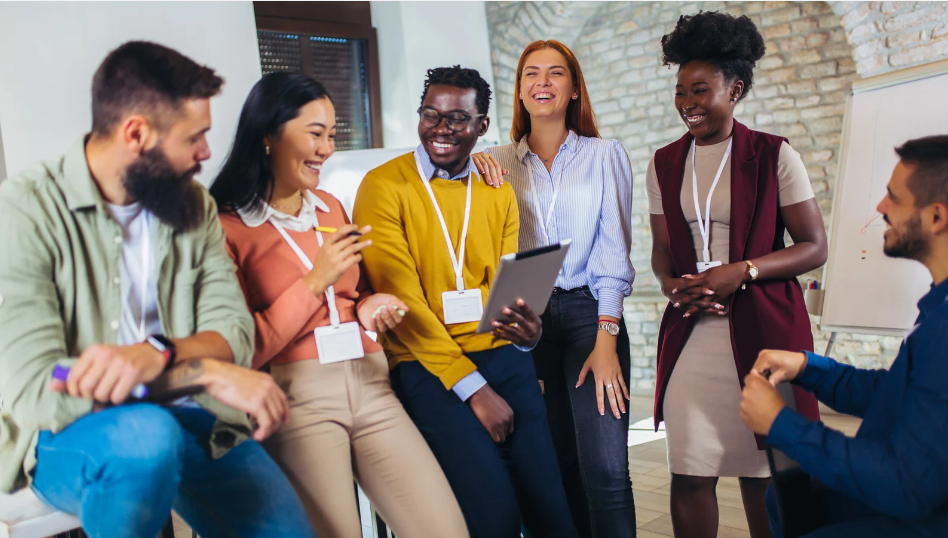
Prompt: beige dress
<box><xmin>645</xmin><ymin>138</ymin><xmax>814</xmax><ymax>477</ymax></box>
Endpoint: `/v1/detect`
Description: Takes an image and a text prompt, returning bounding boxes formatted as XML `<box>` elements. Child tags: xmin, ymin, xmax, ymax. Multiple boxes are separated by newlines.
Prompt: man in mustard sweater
<box><xmin>353</xmin><ymin>66</ymin><xmax>579</xmax><ymax>538</ymax></box>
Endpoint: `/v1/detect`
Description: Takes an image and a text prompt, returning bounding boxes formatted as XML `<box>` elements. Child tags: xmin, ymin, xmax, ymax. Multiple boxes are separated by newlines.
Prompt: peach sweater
<box><xmin>220</xmin><ymin>190</ymin><xmax>381</xmax><ymax>370</ymax></box>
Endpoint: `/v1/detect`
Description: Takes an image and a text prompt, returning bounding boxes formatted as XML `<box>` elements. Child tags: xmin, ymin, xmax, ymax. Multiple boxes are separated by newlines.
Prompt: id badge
<box><xmin>314</xmin><ymin>322</ymin><xmax>365</xmax><ymax>364</ymax></box>
<box><xmin>442</xmin><ymin>288</ymin><xmax>483</xmax><ymax>325</ymax></box>
<box><xmin>696</xmin><ymin>261</ymin><xmax>723</xmax><ymax>273</ymax></box>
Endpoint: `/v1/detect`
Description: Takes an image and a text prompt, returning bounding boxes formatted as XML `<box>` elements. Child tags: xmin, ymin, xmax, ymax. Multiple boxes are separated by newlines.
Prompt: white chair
<box><xmin>0</xmin><ymin>488</ymin><xmax>81</xmax><ymax>538</ymax></box>
<box><xmin>0</xmin><ymin>395</ymin><xmax>83</xmax><ymax>538</ymax></box>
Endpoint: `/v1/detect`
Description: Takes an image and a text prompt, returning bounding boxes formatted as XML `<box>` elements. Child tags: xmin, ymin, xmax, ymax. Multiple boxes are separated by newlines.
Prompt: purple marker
<box><xmin>52</xmin><ymin>365</ymin><xmax>148</xmax><ymax>399</ymax></box>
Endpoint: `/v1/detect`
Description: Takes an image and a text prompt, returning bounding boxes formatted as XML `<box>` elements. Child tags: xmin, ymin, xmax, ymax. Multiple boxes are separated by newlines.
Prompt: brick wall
<box><xmin>485</xmin><ymin>1</ymin><xmax>948</xmax><ymax>390</ymax></box>
<box><xmin>831</xmin><ymin>1</ymin><xmax>948</xmax><ymax>76</ymax></box>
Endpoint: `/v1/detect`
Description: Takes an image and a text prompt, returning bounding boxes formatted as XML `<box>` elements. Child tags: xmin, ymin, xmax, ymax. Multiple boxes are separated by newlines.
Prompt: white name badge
<box><xmin>314</xmin><ymin>322</ymin><xmax>365</xmax><ymax>364</ymax></box>
<box><xmin>442</xmin><ymin>288</ymin><xmax>483</xmax><ymax>325</ymax></box>
<box><xmin>696</xmin><ymin>261</ymin><xmax>723</xmax><ymax>273</ymax></box>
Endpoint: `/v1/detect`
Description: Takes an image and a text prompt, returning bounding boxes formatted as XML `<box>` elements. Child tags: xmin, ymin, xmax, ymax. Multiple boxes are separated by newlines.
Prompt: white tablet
<box><xmin>476</xmin><ymin>240</ymin><xmax>571</xmax><ymax>333</ymax></box>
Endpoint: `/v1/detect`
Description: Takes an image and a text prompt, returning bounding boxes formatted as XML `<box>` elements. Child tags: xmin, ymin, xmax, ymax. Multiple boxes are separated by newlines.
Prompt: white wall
<box><xmin>0</xmin><ymin>1</ymin><xmax>262</xmax><ymax>185</ymax></box>
<box><xmin>0</xmin><ymin>123</ymin><xmax>6</xmax><ymax>181</ymax></box>
<box><xmin>371</xmin><ymin>1</ymin><xmax>501</xmax><ymax>149</ymax></box>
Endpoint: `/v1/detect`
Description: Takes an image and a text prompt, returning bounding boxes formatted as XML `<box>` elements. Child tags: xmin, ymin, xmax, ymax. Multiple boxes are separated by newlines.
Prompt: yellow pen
<box><xmin>315</xmin><ymin>226</ymin><xmax>362</xmax><ymax>237</ymax></box>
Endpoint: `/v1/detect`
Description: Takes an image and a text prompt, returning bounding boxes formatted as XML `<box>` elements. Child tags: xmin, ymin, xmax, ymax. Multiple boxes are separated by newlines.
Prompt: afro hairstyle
<box><xmin>661</xmin><ymin>11</ymin><xmax>766</xmax><ymax>100</ymax></box>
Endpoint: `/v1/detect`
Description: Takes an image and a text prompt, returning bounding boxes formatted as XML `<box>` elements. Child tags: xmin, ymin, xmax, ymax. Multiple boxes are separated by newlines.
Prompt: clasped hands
<box><xmin>663</xmin><ymin>262</ymin><xmax>748</xmax><ymax>317</ymax></box>
<box><xmin>740</xmin><ymin>349</ymin><xmax>809</xmax><ymax>437</ymax></box>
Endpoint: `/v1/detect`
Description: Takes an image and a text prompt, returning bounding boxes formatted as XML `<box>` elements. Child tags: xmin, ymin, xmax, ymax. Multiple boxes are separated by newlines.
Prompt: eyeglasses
<box><xmin>418</xmin><ymin>108</ymin><xmax>485</xmax><ymax>132</ymax></box>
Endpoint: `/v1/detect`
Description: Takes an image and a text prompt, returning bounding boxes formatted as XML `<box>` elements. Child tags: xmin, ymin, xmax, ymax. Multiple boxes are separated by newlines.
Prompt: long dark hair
<box><xmin>210</xmin><ymin>72</ymin><xmax>332</xmax><ymax>213</ymax></box>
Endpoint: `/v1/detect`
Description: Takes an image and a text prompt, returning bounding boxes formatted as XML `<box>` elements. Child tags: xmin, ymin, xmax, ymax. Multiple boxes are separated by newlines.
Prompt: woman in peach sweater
<box><xmin>210</xmin><ymin>72</ymin><xmax>468</xmax><ymax>538</ymax></box>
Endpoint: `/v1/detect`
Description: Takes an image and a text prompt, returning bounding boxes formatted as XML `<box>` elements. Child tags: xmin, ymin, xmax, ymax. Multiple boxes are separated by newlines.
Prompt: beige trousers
<box><xmin>264</xmin><ymin>351</ymin><xmax>469</xmax><ymax>538</ymax></box>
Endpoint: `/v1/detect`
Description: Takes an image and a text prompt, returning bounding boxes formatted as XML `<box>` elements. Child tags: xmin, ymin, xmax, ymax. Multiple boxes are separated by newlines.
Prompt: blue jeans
<box><xmin>390</xmin><ymin>345</ymin><xmax>579</xmax><ymax>538</ymax></box>
<box><xmin>532</xmin><ymin>288</ymin><xmax>636</xmax><ymax>538</ymax></box>
<box><xmin>766</xmin><ymin>482</ymin><xmax>948</xmax><ymax>538</ymax></box>
<box><xmin>31</xmin><ymin>404</ymin><xmax>316</xmax><ymax>538</ymax></box>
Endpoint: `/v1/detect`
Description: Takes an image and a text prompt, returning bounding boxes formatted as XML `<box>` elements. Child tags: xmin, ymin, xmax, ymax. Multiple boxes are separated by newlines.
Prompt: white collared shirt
<box><xmin>236</xmin><ymin>189</ymin><xmax>332</xmax><ymax>230</ymax></box>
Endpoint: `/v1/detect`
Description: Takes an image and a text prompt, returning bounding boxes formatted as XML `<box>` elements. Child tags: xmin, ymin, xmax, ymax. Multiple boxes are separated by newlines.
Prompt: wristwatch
<box><xmin>146</xmin><ymin>334</ymin><xmax>176</xmax><ymax>371</ymax></box>
<box><xmin>745</xmin><ymin>260</ymin><xmax>759</xmax><ymax>281</ymax></box>
<box><xmin>597</xmin><ymin>320</ymin><xmax>620</xmax><ymax>336</ymax></box>
<box><xmin>742</xmin><ymin>260</ymin><xmax>759</xmax><ymax>291</ymax></box>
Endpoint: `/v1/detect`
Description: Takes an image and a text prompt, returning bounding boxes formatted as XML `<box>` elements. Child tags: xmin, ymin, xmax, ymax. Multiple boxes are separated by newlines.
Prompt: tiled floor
<box><xmin>173</xmin><ymin>395</ymin><xmax>863</xmax><ymax>538</ymax></box>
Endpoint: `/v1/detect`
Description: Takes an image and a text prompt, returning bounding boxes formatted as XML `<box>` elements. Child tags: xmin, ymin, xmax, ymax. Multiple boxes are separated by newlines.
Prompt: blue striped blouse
<box><xmin>487</xmin><ymin>130</ymin><xmax>635</xmax><ymax>319</ymax></box>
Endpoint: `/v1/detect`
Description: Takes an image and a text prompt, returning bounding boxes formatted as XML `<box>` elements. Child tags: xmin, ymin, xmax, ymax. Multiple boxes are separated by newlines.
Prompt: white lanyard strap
<box><xmin>691</xmin><ymin>138</ymin><xmax>733</xmax><ymax>263</ymax></box>
<box><xmin>414</xmin><ymin>151</ymin><xmax>472</xmax><ymax>291</ymax></box>
<box><xmin>272</xmin><ymin>220</ymin><xmax>341</xmax><ymax>325</ymax></box>
<box><xmin>524</xmin><ymin>155</ymin><xmax>567</xmax><ymax>245</ymax></box>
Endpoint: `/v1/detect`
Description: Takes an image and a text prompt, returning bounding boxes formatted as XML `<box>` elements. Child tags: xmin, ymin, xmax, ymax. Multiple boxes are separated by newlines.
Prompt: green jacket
<box><xmin>0</xmin><ymin>139</ymin><xmax>255</xmax><ymax>493</ymax></box>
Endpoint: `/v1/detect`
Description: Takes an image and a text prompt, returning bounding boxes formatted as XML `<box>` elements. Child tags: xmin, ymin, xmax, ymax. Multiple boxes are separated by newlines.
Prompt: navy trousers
<box><xmin>391</xmin><ymin>345</ymin><xmax>580</xmax><ymax>538</ymax></box>
<box><xmin>766</xmin><ymin>482</ymin><xmax>948</xmax><ymax>538</ymax></box>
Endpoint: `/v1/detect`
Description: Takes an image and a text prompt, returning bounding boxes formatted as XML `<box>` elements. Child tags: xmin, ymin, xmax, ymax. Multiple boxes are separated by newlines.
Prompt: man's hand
<box><xmin>468</xmin><ymin>384</ymin><xmax>514</xmax><ymax>444</ymax></box>
<box><xmin>753</xmin><ymin>350</ymin><xmax>808</xmax><ymax>386</ymax></box>
<box><xmin>55</xmin><ymin>343</ymin><xmax>166</xmax><ymax>404</ymax></box>
<box><xmin>199</xmin><ymin>361</ymin><xmax>290</xmax><ymax>442</ymax></box>
<box><xmin>490</xmin><ymin>299</ymin><xmax>541</xmax><ymax>348</ymax></box>
<box><xmin>740</xmin><ymin>370</ymin><xmax>787</xmax><ymax>436</ymax></box>
<box><xmin>201</xmin><ymin>360</ymin><xmax>289</xmax><ymax>442</ymax></box>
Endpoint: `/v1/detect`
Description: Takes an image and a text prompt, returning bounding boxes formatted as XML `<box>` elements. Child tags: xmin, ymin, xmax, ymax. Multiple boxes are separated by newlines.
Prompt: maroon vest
<box><xmin>653</xmin><ymin>120</ymin><xmax>819</xmax><ymax>449</ymax></box>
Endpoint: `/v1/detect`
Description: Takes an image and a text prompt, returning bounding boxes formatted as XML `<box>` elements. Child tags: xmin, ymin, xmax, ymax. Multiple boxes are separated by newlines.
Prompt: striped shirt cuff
<box><xmin>596</xmin><ymin>287</ymin><xmax>626</xmax><ymax>319</ymax></box>
<box><xmin>452</xmin><ymin>371</ymin><xmax>488</xmax><ymax>401</ymax></box>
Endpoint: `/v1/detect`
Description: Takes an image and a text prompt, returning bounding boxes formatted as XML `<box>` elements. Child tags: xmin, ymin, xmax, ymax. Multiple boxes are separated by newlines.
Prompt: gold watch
<box><xmin>741</xmin><ymin>260</ymin><xmax>758</xmax><ymax>290</ymax></box>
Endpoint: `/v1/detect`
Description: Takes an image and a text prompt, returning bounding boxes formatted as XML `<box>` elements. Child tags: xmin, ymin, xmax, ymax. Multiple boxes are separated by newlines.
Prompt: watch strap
<box><xmin>745</xmin><ymin>260</ymin><xmax>759</xmax><ymax>280</ymax></box>
<box><xmin>597</xmin><ymin>319</ymin><xmax>620</xmax><ymax>336</ymax></box>
<box><xmin>146</xmin><ymin>334</ymin><xmax>176</xmax><ymax>371</ymax></box>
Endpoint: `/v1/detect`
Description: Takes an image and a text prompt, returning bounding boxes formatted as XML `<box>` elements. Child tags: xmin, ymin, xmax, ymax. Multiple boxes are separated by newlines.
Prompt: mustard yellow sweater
<box><xmin>352</xmin><ymin>152</ymin><xmax>519</xmax><ymax>390</ymax></box>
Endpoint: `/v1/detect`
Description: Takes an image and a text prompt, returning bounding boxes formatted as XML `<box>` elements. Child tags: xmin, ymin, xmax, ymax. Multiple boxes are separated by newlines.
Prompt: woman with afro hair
<box><xmin>645</xmin><ymin>11</ymin><xmax>826</xmax><ymax>538</ymax></box>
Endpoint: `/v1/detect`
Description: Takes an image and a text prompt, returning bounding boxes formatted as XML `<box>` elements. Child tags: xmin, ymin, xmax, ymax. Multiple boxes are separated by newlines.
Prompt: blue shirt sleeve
<box><xmin>769</xmin><ymin>320</ymin><xmax>948</xmax><ymax>520</ymax></box>
<box><xmin>588</xmin><ymin>140</ymin><xmax>635</xmax><ymax>319</ymax></box>
<box><xmin>796</xmin><ymin>351</ymin><xmax>888</xmax><ymax>418</ymax></box>
<box><xmin>452</xmin><ymin>371</ymin><xmax>488</xmax><ymax>401</ymax></box>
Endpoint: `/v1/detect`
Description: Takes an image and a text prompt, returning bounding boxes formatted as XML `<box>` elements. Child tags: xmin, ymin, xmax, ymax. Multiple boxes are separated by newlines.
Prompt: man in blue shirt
<box><xmin>740</xmin><ymin>135</ymin><xmax>948</xmax><ymax>538</ymax></box>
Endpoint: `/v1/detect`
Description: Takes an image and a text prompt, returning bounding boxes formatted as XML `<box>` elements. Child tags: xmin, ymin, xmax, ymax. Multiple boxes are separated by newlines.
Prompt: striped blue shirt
<box><xmin>487</xmin><ymin>131</ymin><xmax>635</xmax><ymax>318</ymax></box>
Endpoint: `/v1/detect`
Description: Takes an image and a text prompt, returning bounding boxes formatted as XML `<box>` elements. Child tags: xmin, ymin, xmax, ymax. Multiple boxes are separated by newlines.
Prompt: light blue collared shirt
<box><xmin>415</xmin><ymin>144</ymin><xmax>480</xmax><ymax>181</ymax></box>
<box><xmin>415</xmin><ymin>145</ymin><xmax>538</xmax><ymax>401</ymax></box>
<box><xmin>487</xmin><ymin>131</ymin><xmax>635</xmax><ymax>318</ymax></box>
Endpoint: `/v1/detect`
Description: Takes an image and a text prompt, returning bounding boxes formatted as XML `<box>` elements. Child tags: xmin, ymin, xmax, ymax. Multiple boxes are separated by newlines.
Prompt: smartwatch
<box><xmin>146</xmin><ymin>334</ymin><xmax>176</xmax><ymax>371</ymax></box>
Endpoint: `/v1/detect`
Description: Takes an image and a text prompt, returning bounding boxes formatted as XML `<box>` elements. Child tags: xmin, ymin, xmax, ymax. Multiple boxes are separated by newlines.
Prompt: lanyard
<box><xmin>414</xmin><ymin>151</ymin><xmax>472</xmax><ymax>291</ymax></box>
<box><xmin>122</xmin><ymin>212</ymin><xmax>151</xmax><ymax>342</ymax></box>
<box><xmin>691</xmin><ymin>138</ymin><xmax>733</xmax><ymax>263</ymax></box>
<box><xmin>271</xmin><ymin>220</ymin><xmax>341</xmax><ymax>326</ymax></box>
<box><xmin>524</xmin><ymin>154</ymin><xmax>568</xmax><ymax>245</ymax></box>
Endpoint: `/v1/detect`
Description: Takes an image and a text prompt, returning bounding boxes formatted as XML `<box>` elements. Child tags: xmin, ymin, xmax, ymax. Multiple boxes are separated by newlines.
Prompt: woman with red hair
<box><xmin>474</xmin><ymin>40</ymin><xmax>636</xmax><ymax>538</ymax></box>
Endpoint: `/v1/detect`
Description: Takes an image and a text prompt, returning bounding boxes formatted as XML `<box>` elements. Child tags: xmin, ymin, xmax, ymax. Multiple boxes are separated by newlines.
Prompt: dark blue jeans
<box><xmin>766</xmin><ymin>482</ymin><xmax>948</xmax><ymax>538</ymax></box>
<box><xmin>32</xmin><ymin>404</ymin><xmax>315</xmax><ymax>538</ymax></box>
<box><xmin>390</xmin><ymin>345</ymin><xmax>579</xmax><ymax>538</ymax></box>
<box><xmin>532</xmin><ymin>288</ymin><xmax>636</xmax><ymax>538</ymax></box>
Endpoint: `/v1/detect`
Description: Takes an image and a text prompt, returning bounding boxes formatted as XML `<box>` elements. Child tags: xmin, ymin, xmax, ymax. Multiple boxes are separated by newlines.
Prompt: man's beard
<box><xmin>883</xmin><ymin>213</ymin><xmax>929</xmax><ymax>261</ymax></box>
<box><xmin>123</xmin><ymin>147</ymin><xmax>204</xmax><ymax>232</ymax></box>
